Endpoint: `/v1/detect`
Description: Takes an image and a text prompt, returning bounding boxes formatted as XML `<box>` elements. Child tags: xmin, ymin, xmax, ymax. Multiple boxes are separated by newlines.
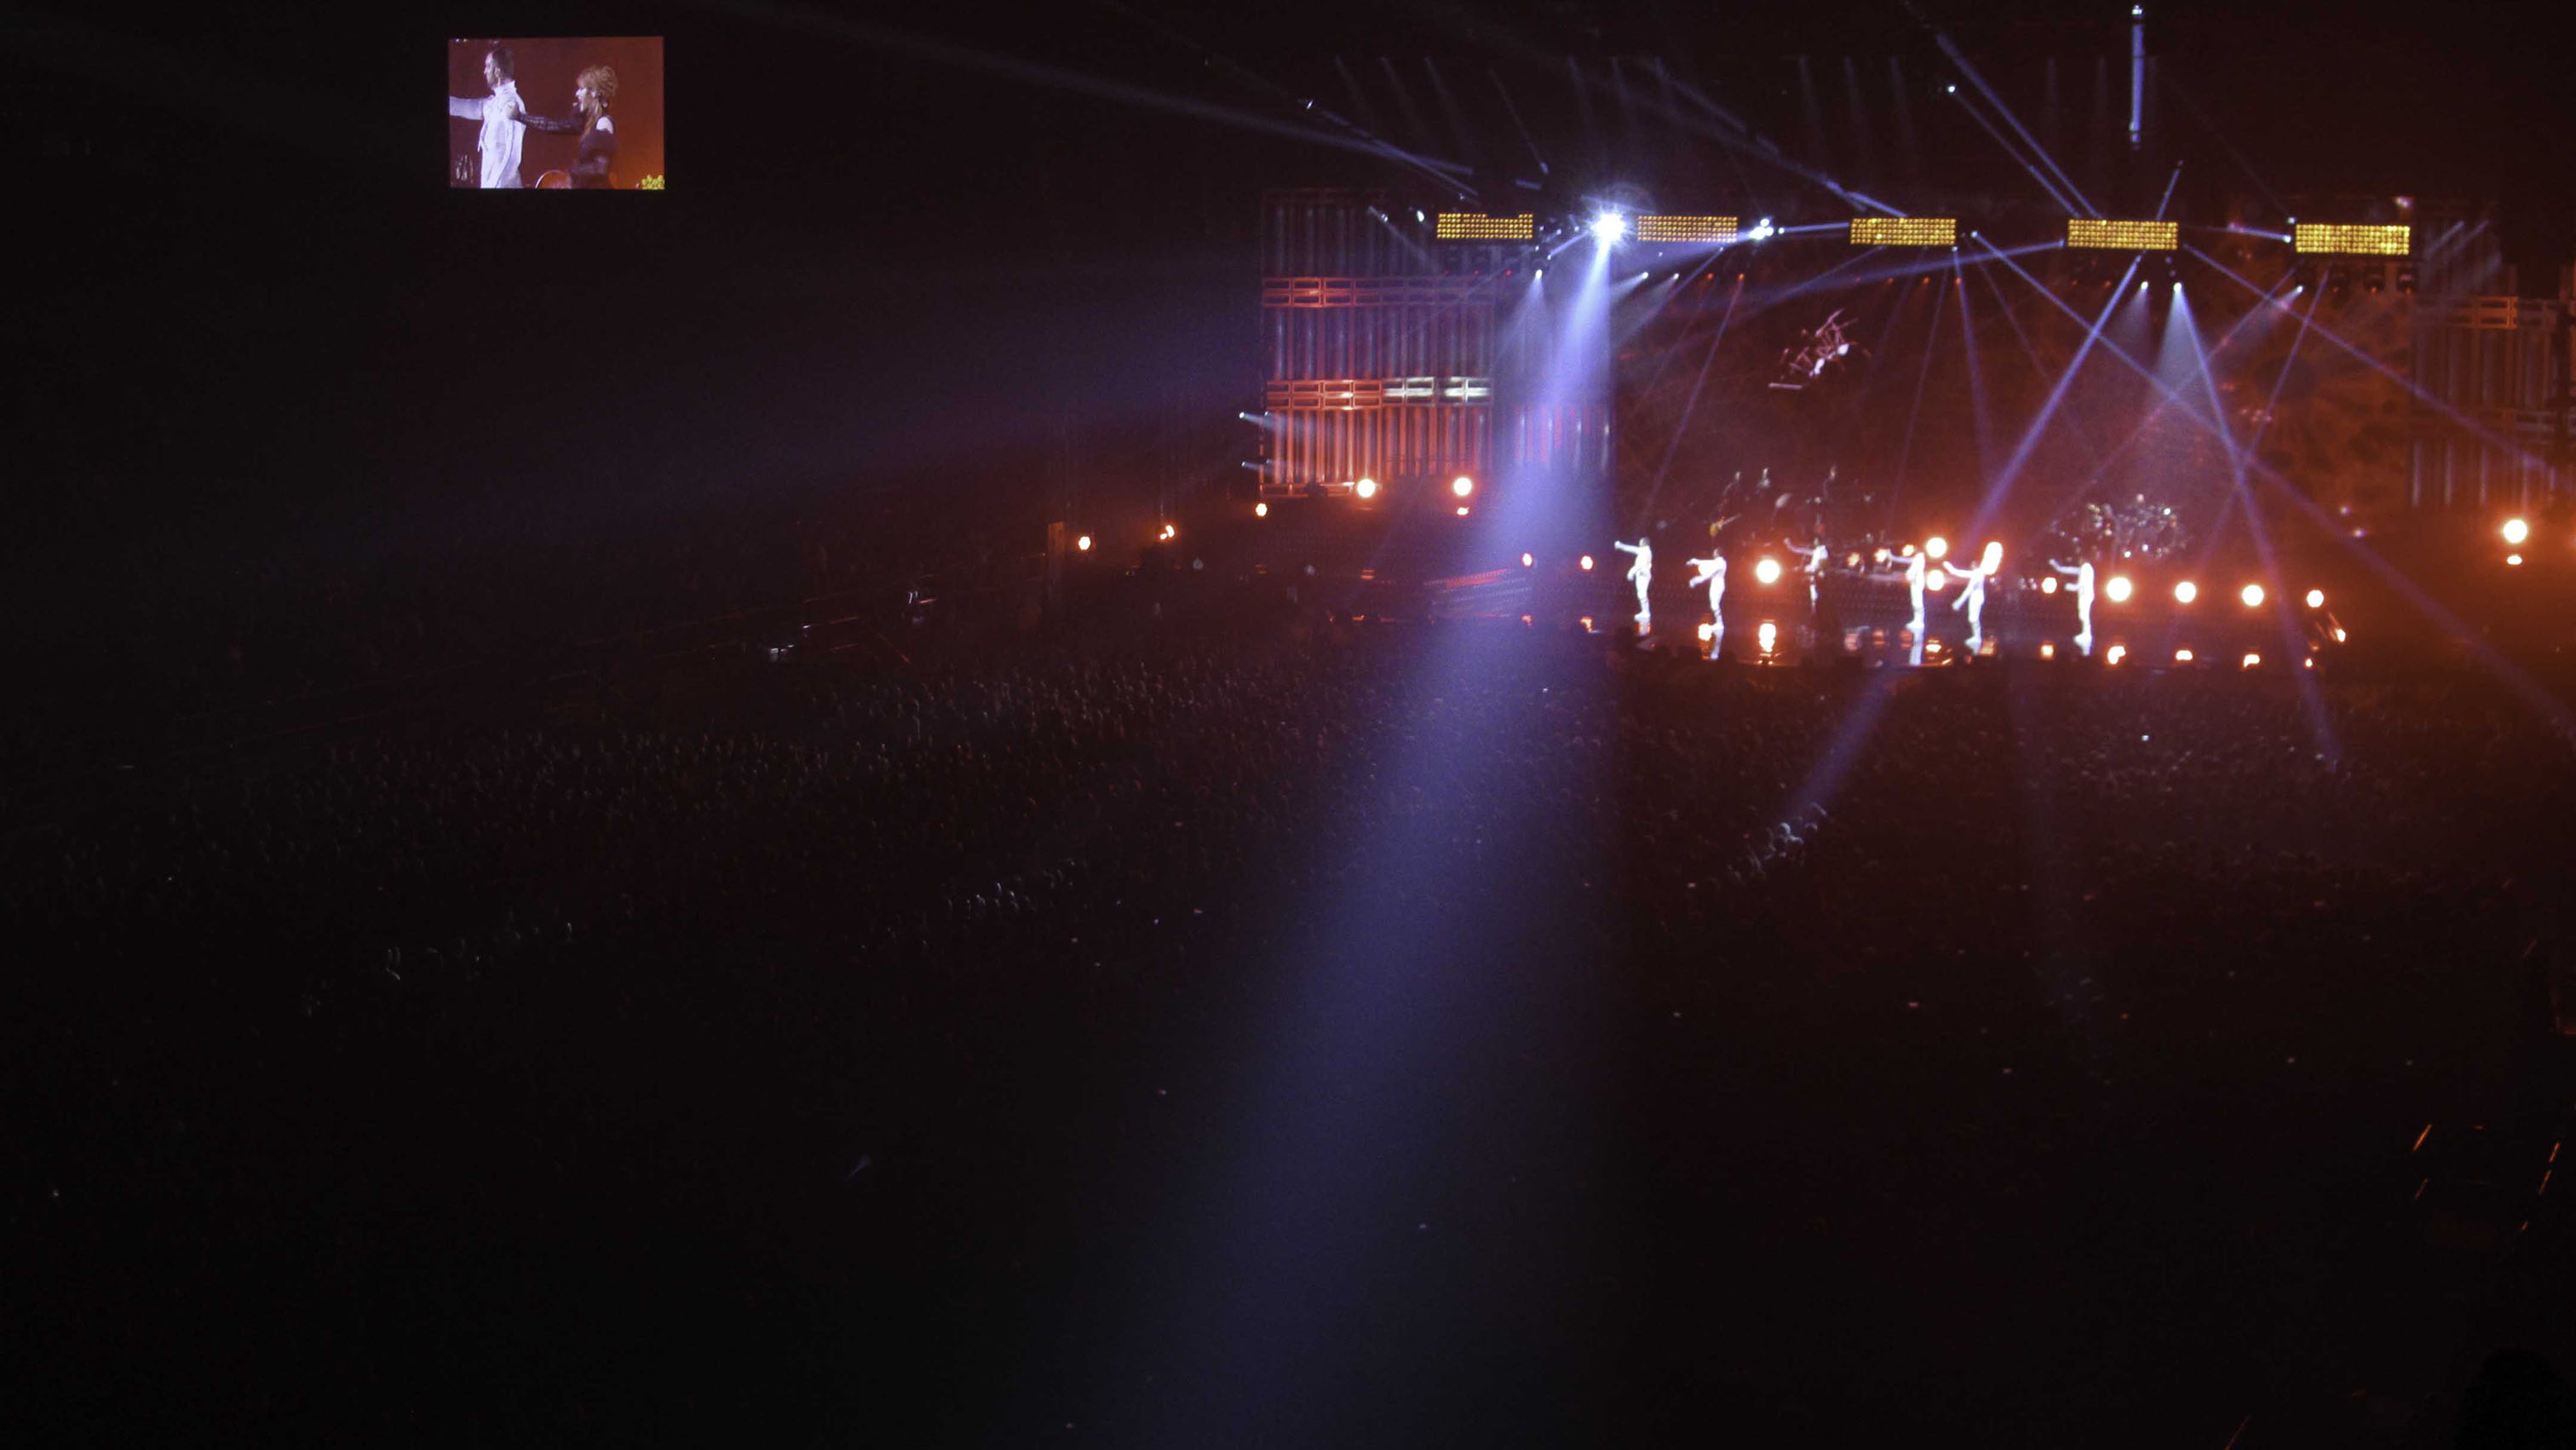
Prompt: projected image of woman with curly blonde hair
<box><xmin>514</xmin><ymin>65</ymin><xmax>620</xmax><ymax>189</ymax></box>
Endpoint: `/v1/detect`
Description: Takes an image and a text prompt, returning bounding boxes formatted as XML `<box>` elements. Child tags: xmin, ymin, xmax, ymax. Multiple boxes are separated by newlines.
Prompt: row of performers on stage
<box><xmin>1613</xmin><ymin>536</ymin><xmax>2107</xmax><ymax>658</ymax></box>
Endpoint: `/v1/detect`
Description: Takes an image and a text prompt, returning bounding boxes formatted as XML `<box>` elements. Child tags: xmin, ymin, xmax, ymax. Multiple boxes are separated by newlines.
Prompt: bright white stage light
<box><xmin>2304</xmin><ymin>588</ymin><xmax>2324</xmax><ymax>608</ymax></box>
<box><xmin>2240</xmin><ymin>583</ymin><xmax>2264</xmax><ymax>607</ymax></box>
<box><xmin>2042</xmin><ymin>577</ymin><xmax>2059</xmax><ymax>594</ymax></box>
<box><xmin>1456</xmin><ymin>504</ymin><xmax>1470</xmax><ymax>516</ymax></box>
<box><xmin>1924</xmin><ymin>536</ymin><xmax>1949</xmax><ymax>560</ymax></box>
<box><xmin>1452</xmin><ymin>475</ymin><xmax>1475</xmax><ymax>498</ymax></box>
<box><xmin>1076</xmin><ymin>534</ymin><xmax>1093</xmax><ymax>552</ymax></box>
<box><xmin>1580</xmin><ymin>615</ymin><xmax>1596</xmax><ymax>631</ymax></box>
<box><xmin>1580</xmin><ymin>554</ymin><xmax>1596</xmax><ymax>571</ymax></box>
<box><xmin>2040</xmin><ymin>642</ymin><xmax>2056</xmax><ymax>659</ymax></box>
<box><xmin>1521</xmin><ymin>552</ymin><xmax>1534</xmax><ymax>567</ymax></box>
<box><xmin>1698</xmin><ymin>623</ymin><xmax>1716</xmax><ymax>642</ymax></box>
<box><xmin>2502</xmin><ymin>517</ymin><xmax>2529</xmax><ymax>544</ymax></box>
<box><xmin>2174</xmin><ymin>580</ymin><xmax>2198</xmax><ymax>604</ymax></box>
<box><xmin>1354</xmin><ymin>477</ymin><xmax>1379</xmax><ymax>500</ymax></box>
<box><xmin>1591</xmin><ymin>212</ymin><xmax>1627</xmax><ymax>244</ymax></box>
<box><xmin>2176</xmin><ymin>648</ymin><xmax>2194</xmax><ymax>663</ymax></box>
<box><xmin>2107</xmin><ymin>644</ymin><xmax>2127</xmax><ymax>665</ymax></box>
<box><xmin>2105</xmin><ymin>575</ymin><xmax>2133</xmax><ymax>602</ymax></box>
<box><xmin>1757</xmin><ymin>621</ymin><xmax>1778</xmax><ymax>653</ymax></box>
<box><xmin>1254</xmin><ymin>502</ymin><xmax>1268</xmax><ymax>518</ymax></box>
<box><xmin>1753</xmin><ymin>558</ymin><xmax>1783</xmax><ymax>584</ymax></box>
<box><xmin>2241</xmin><ymin>653</ymin><xmax>2261</xmax><ymax>669</ymax></box>
<box><xmin>2332</xmin><ymin>627</ymin><xmax>2348</xmax><ymax>642</ymax></box>
<box><xmin>1159</xmin><ymin>522</ymin><xmax>1176</xmax><ymax>541</ymax></box>
<box><xmin>2506</xmin><ymin>553</ymin><xmax>2524</xmax><ymax>566</ymax></box>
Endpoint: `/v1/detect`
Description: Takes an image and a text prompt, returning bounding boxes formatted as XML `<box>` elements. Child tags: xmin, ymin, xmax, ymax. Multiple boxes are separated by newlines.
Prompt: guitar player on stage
<box><xmin>511</xmin><ymin>66</ymin><xmax>619</xmax><ymax>189</ymax></box>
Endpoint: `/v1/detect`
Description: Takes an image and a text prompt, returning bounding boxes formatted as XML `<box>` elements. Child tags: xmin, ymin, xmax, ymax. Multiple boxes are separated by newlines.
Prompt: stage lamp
<box><xmin>1748</xmin><ymin>217</ymin><xmax>1776</xmax><ymax>242</ymax></box>
<box><xmin>1354</xmin><ymin>477</ymin><xmax>1379</xmax><ymax>500</ymax></box>
<box><xmin>1074</xmin><ymin>534</ymin><xmax>1094</xmax><ymax>552</ymax></box>
<box><xmin>1159</xmin><ymin>522</ymin><xmax>1177</xmax><ymax>541</ymax></box>
<box><xmin>2174</xmin><ymin>580</ymin><xmax>2198</xmax><ymax>604</ymax></box>
<box><xmin>2502</xmin><ymin>517</ymin><xmax>2529</xmax><ymax>544</ymax></box>
<box><xmin>2242</xmin><ymin>653</ymin><xmax>2261</xmax><ymax>669</ymax></box>
<box><xmin>2506</xmin><ymin>553</ymin><xmax>2524</xmax><ymax>566</ymax></box>
<box><xmin>1754</xmin><ymin>557</ymin><xmax>1783</xmax><ymax>584</ymax></box>
<box><xmin>2240</xmin><ymin>583</ymin><xmax>2264</xmax><ymax>608</ymax></box>
<box><xmin>1580</xmin><ymin>555</ymin><xmax>1596</xmax><ymax>571</ymax></box>
<box><xmin>1521</xmin><ymin>552</ymin><xmax>1534</xmax><ymax>567</ymax></box>
<box><xmin>1924</xmin><ymin>536</ymin><xmax>1949</xmax><ymax>560</ymax></box>
<box><xmin>2176</xmin><ymin>648</ymin><xmax>2194</xmax><ymax>663</ymax></box>
<box><xmin>1254</xmin><ymin>502</ymin><xmax>1268</xmax><ymax>518</ymax></box>
<box><xmin>1757</xmin><ymin>621</ymin><xmax>1779</xmax><ymax>653</ymax></box>
<box><xmin>1452</xmin><ymin>475</ymin><xmax>1475</xmax><ymax>498</ymax></box>
<box><xmin>1698</xmin><ymin>622</ymin><xmax>1716</xmax><ymax>642</ymax></box>
<box><xmin>1455</xmin><ymin>505</ymin><xmax>1470</xmax><ymax>516</ymax></box>
<box><xmin>2304</xmin><ymin>588</ymin><xmax>2324</xmax><ymax>608</ymax></box>
<box><xmin>2105</xmin><ymin>574</ymin><xmax>2133</xmax><ymax>602</ymax></box>
<box><xmin>2107</xmin><ymin>644</ymin><xmax>2127</xmax><ymax>665</ymax></box>
<box><xmin>2040</xmin><ymin>642</ymin><xmax>2056</xmax><ymax>659</ymax></box>
<box><xmin>2042</xmin><ymin>577</ymin><xmax>2059</xmax><ymax>594</ymax></box>
<box><xmin>1591</xmin><ymin>212</ymin><xmax>1626</xmax><ymax>244</ymax></box>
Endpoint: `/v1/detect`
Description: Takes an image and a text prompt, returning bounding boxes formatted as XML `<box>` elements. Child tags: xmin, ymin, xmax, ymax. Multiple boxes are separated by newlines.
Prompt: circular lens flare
<box><xmin>2174</xmin><ymin>580</ymin><xmax>2198</xmax><ymax>604</ymax></box>
<box><xmin>2240</xmin><ymin>584</ymin><xmax>2264</xmax><ymax>608</ymax></box>
<box><xmin>2502</xmin><ymin>517</ymin><xmax>2529</xmax><ymax>544</ymax></box>
<box><xmin>2105</xmin><ymin>575</ymin><xmax>2133</xmax><ymax>602</ymax></box>
<box><xmin>1753</xmin><ymin>558</ymin><xmax>1783</xmax><ymax>584</ymax></box>
<box><xmin>1924</xmin><ymin>536</ymin><xmax>1949</xmax><ymax>561</ymax></box>
<box><xmin>1452</xmin><ymin>475</ymin><xmax>1475</xmax><ymax>498</ymax></box>
<box><xmin>2304</xmin><ymin>588</ymin><xmax>2324</xmax><ymax>608</ymax></box>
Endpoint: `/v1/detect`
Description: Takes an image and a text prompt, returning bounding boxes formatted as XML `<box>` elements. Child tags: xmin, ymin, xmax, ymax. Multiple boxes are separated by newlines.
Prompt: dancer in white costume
<box><xmin>1948</xmin><ymin>541</ymin><xmax>2001</xmax><ymax>653</ymax></box>
<box><xmin>2050</xmin><ymin>558</ymin><xmax>2096</xmax><ymax>655</ymax></box>
<box><xmin>1613</xmin><ymin>538</ymin><xmax>1653</xmax><ymax>631</ymax></box>
<box><xmin>1895</xmin><ymin>550</ymin><xmax>1929</xmax><ymax>636</ymax></box>
<box><xmin>1685</xmin><ymin>550</ymin><xmax>1727</xmax><ymax>648</ymax></box>
<box><xmin>1786</xmin><ymin>538</ymin><xmax>1829</xmax><ymax>613</ymax></box>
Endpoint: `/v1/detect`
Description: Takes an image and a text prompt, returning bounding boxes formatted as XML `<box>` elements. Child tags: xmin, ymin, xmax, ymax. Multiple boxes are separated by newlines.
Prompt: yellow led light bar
<box><xmin>2067</xmin><ymin>218</ymin><xmax>2179</xmax><ymax>250</ymax></box>
<box><xmin>1435</xmin><ymin>212</ymin><xmax>1535</xmax><ymax>241</ymax></box>
<box><xmin>1634</xmin><ymin>215</ymin><xmax>1739</xmax><ymax>244</ymax></box>
<box><xmin>2293</xmin><ymin>222</ymin><xmax>2410</xmax><ymax>256</ymax></box>
<box><xmin>1850</xmin><ymin>216</ymin><xmax>1957</xmax><ymax>247</ymax></box>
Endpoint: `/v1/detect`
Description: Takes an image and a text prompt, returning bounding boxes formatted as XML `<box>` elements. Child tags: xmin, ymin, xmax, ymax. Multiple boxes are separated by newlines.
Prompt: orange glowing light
<box><xmin>2304</xmin><ymin>588</ymin><xmax>2324</xmax><ymax>608</ymax></box>
<box><xmin>1753</xmin><ymin>558</ymin><xmax>1783</xmax><ymax>584</ymax></box>
<box><xmin>1354</xmin><ymin>477</ymin><xmax>1379</xmax><ymax>500</ymax></box>
<box><xmin>2105</xmin><ymin>575</ymin><xmax>2133</xmax><ymax>603</ymax></box>
<box><xmin>2241</xmin><ymin>653</ymin><xmax>2261</xmax><ymax>669</ymax></box>
<box><xmin>2502</xmin><ymin>517</ymin><xmax>2530</xmax><ymax>544</ymax></box>
<box><xmin>2107</xmin><ymin>644</ymin><xmax>2128</xmax><ymax>665</ymax></box>
<box><xmin>2240</xmin><ymin>584</ymin><xmax>2264</xmax><ymax>608</ymax></box>
<box><xmin>1924</xmin><ymin>536</ymin><xmax>1950</xmax><ymax>560</ymax></box>
<box><xmin>1253</xmin><ymin>502</ymin><xmax>1268</xmax><ymax>518</ymax></box>
<box><xmin>1075</xmin><ymin>534</ymin><xmax>1093</xmax><ymax>552</ymax></box>
<box><xmin>2176</xmin><ymin>647</ymin><xmax>2194</xmax><ymax>662</ymax></box>
<box><xmin>1580</xmin><ymin>555</ymin><xmax>1596</xmax><ymax>572</ymax></box>
<box><xmin>1452</xmin><ymin>475</ymin><xmax>1475</xmax><ymax>498</ymax></box>
<box><xmin>2174</xmin><ymin>580</ymin><xmax>2198</xmax><ymax>604</ymax></box>
<box><xmin>2042</xmin><ymin>577</ymin><xmax>2059</xmax><ymax>594</ymax></box>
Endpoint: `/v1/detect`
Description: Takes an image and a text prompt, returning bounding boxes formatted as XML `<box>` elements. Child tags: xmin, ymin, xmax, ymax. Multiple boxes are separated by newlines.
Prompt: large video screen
<box><xmin>448</xmin><ymin>37</ymin><xmax>664</xmax><ymax>190</ymax></box>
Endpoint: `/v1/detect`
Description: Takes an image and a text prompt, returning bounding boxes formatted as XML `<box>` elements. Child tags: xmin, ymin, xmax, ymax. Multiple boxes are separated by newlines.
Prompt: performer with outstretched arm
<box><xmin>1613</xmin><ymin>537</ymin><xmax>1653</xmax><ymax>631</ymax></box>
<box><xmin>1685</xmin><ymin>549</ymin><xmax>1727</xmax><ymax>634</ymax></box>
<box><xmin>2050</xmin><ymin>557</ymin><xmax>2096</xmax><ymax>655</ymax></box>
<box><xmin>449</xmin><ymin>45</ymin><xmax>525</xmax><ymax>188</ymax></box>
<box><xmin>514</xmin><ymin>65</ymin><xmax>620</xmax><ymax>188</ymax></box>
<box><xmin>1785</xmin><ymin>538</ymin><xmax>1829</xmax><ymax>614</ymax></box>
<box><xmin>1948</xmin><ymin>542</ymin><xmax>2001</xmax><ymax>653</ymax></box>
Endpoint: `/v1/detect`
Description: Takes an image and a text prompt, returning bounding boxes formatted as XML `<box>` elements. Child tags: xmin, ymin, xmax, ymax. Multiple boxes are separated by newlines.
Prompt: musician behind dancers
<box><xmin>514</xmin><ymin>65</ymin><xmax>620</xmax><ymax>188</ymax></box>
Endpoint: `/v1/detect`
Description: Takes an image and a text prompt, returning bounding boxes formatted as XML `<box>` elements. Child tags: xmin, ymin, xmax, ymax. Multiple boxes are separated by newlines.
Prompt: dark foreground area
<box><xmin>8</xmin><ymin>625</ymin><xmax>2576</xmax><ymax>1445</ymax></box>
